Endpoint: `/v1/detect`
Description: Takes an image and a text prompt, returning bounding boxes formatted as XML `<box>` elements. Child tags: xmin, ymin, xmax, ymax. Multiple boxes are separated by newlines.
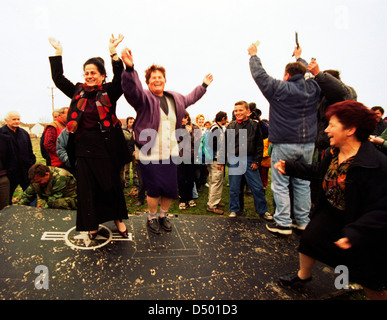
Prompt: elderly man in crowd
<box><xmin>0</xmin><ymin>111</ymin><xmax>36</xmax><ymax>204</ymax></box>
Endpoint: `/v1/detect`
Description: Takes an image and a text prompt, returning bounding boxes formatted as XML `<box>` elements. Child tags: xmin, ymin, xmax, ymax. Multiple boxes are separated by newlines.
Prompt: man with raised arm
<box><xmin>248</xmin><ymin>44</ymin><xmax>321</xmax><ymax>235</ymax></box>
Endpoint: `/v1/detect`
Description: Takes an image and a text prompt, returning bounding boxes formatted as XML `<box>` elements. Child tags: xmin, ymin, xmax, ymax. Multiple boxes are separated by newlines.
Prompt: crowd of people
<box><xmin>0</xmin><ymin>36</ymin><xmax>386</xmax><ymax>299</ymax></box>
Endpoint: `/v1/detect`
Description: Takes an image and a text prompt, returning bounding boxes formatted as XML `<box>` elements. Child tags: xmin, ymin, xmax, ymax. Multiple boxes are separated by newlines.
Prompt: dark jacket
<box><xmin>219</xmin><ymin>119</ymin><xmax>263</xmax><ymax>166</ymax></box>
<box><xmin>0</xmin><ymin>125</ymin><xmax>36</xmax><ymax>182</ymax></box>
<box><xmin>249</xmin><ymin>55</ymin><xmax>321</xmax><ymax>144</ymax></box>
<box><xmin>0</xmin><ymin>132</ymin><xmax>17</xmax><ymax>179</ymax></box>
<box><xmin>49</xmin><ymin>55</ymin><xmax>130</xmax><ymax>168</ymax></box>
<box><xmin>285</xmin><ymin>141</ymin><xmax>387</xmax><ymax>248</ymax></box>
<box><xmin>312</xmin><ymin>69</ymin><xmax>357</xmax><ymax>150</ymax></box>
<box><xmin>49</xmin><ymin>56</ymin><xmax>123</xmax><ymax>111</ymax></box>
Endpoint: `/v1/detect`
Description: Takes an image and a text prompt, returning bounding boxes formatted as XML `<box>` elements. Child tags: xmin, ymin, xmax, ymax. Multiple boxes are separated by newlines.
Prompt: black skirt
<box><xmin>299</xmin><ymin>199</ymin><xmax>387</xmax><ymax>291</ymax></box>
<box><xmin>74</xmin><ymin>129</ymin><xmax>128</xmax><ymax>231</ymax></box>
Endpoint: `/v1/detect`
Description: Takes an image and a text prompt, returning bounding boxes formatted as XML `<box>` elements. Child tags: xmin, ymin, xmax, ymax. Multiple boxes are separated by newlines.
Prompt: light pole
<box><xmin>48</xmin><ymin>86</ymin><xmax>56</xmax><ymax>112</ymax></box>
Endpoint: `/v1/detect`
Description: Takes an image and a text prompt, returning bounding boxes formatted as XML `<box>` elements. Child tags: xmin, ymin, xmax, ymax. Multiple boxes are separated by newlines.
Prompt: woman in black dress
<box><xmin>49</xmin><ymin>35</ymin><xmax>129</xmax><ymax>239</ymax></box>
<box><xmin>274</xmin><ymin>100</ymin><xmax>387</xmax><ymax>299</ymax></box>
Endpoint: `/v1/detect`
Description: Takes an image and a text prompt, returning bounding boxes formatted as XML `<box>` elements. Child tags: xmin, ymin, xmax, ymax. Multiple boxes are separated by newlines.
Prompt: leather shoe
<box><xmin>279</xmin><ymin>272</ymin><xmax>312</xmax><ymax>286</ymax></box>
<box><xmin>207</xmin><ymin>206</ymin><xmax>224</xmax><ymax>215</ymax></box>
<box><xmin>159</xmin><ymin>216</ymin><xmax>172</xmax><ymax>232</ymax></box>
<box><xmin>147</xmin><ymin>218</ymin><xmax>161</xmax><ymax>234</ymax></box>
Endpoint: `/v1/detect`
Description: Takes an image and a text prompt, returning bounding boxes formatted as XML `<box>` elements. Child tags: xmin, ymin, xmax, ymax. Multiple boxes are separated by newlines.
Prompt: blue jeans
<box><xmin>271</xmin><ymin>143</ymin><xmax>315</xmax><ymax>227</ymax></box>
<box><xmin>228</xmin><ymin>155</ymin><xmax>267</xmax><ymax>214</ymax></box>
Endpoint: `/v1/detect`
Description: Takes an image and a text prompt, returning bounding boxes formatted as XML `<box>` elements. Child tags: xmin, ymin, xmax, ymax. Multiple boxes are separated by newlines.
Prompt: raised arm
<box><xmin>203</xmin><ymin>73</ymin><xmax>213</xmax><ymax>87</ymax></box>
<box><xmin>179</xmin><ymin>74</ymin><xmax>213</xmax><ymax>107</ymax></box>
<box><xmin>121</xmin><ymin>47</ymin><xmax>134</xmax><ymax>68</ymax></box>
<box><xmin>49</xmin><ymin>37</ymin><xmax>62</xmax><ymax>56</ymax></box>
<box><xmin>248</xmin><ymin>43</ymin><xmax>282</xmax><ymax>101</ymax></box>
<box><xmin>107</xmin><ymin>34</ymin><xmax>125</xmax><ymax>102</ymax></box>
<box><xmin>109</xmin><ymin>34</ymin><xmax>124</xmax><ymax>61</ymax></box>
<box><xmin>308</xmin><ymin>60</ymin><xmax>352</xmax><ymax>103</ymax></box>
<box><xmin>48</xmin><ymin>38</ymin><xmax>76</xmax><ymax>98</ymax></box>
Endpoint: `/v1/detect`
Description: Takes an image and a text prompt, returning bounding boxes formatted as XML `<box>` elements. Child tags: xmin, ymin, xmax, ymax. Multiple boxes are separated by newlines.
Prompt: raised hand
<box><xmin>121</xmin><ymin>48</ymin><xmax>134</xmax><ymax>68</ymax></box>
<box><xmin>247</xmin><ymin>43</ymin><xmax>258</xmax><ymax>56</ymax></box>
<box><xmin>307</xmin><ymin>59</ymin><xmax>320</xmax><ymax>76</ymax></box>
<box><xmin>293</xmin><ymin>46</ymin><xmax>302</xmax><ymax>60</ymax></box>
<box><xmin>203</xmin><ymin>73</ymin><xmax>213</xmax><ymax>86</ymax></box>
<box><xmin>49</xmin><ymin>37</ymin><xmax>63</xmax><ymax>56</ymax></box>
<box><xmin>109</xmin><ymin>34</ymin><xmax>124</xmax><ymax>54</ymax></box>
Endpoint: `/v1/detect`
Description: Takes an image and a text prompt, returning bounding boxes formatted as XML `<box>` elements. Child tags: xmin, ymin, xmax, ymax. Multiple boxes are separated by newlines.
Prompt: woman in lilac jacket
<box><xmin>120</xmin><ymin>47</ymin><xmax>213</xmax><ymax>234</ymax></box>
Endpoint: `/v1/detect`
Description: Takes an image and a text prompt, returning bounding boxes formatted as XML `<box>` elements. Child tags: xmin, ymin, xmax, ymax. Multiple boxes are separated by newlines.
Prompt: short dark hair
<box><xmin>215</xmin><ymin>111</ymin><xmax>227</xmax><ymax>122</ymax></box>
<box><xmin>248</xmin><ymin>102</ymin><xmax>256</xmax><ymax>112</ymax></box>
<box><xmin>28</xmin><ymin>164</ymin><xmax>50</xmax><ymax>180</ymax></box>
<box><xmin>126</xmin><ymin>116</ymin><xmax>135</xmax><ymax>124</ymax></box>
<box><xmin>83</xmin><ymin>57</ymin><xmax>106</xmax><ymax>77</ymax></box>
<box><xmin>249</xmin><ymin>102</ymin><xmax>262</xmax><ymax>119</ymax></box>
<box><xmin>325</xmin><ymin>100</ymin><xmax>377</xmax><ymax>142</ymax></box>
<box><xmin>371</xmin><ymin>106</ymin><xmax>384</xmax><ymax>115</ymax></box>
<box><xmin>285</xmin><ymin>62</ymin><xmax>307</xmax><ymax>77</ymax></box>
<box><xmin>145</xmin><ymin>65</ymin><xmax>166</xmax><ymax>84</ymax></box>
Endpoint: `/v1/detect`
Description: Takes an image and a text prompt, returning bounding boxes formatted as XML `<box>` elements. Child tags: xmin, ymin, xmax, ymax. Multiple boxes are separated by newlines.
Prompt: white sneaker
<box><xmin>229</xmin><ymin>212</ymin><xmax>237</xmax><ymax>218</ymax></box>
<box><xmin>179</xmin><ymin>202</ymin><xmax>187</xmax><ymax>210</ymax></box>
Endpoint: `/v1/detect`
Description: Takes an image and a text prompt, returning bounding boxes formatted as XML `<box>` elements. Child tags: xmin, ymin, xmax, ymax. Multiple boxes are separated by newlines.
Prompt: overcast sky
<box><xmin>1</xmin><ymin>0</ymin><xmax>386</xmax><ymax>124</ymax></box>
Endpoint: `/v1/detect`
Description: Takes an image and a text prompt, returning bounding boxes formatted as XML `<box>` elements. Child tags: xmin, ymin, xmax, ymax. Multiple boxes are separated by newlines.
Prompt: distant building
<box><xmin>31</xmin><ymin>123</ymin><xmax>45</xmax><ymax>138</ymax></box>
<box><xmin>19</xmin><ymin>122</ymin><xmax>34</xmax><ymax>133</ymax></box>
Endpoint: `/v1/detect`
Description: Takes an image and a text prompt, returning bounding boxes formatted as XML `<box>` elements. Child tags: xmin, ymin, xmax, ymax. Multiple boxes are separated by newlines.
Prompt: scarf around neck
<box><xmin>67</xmin><ymin>83</ymin><xmax>119</xmax><ymax>133</ymax></box>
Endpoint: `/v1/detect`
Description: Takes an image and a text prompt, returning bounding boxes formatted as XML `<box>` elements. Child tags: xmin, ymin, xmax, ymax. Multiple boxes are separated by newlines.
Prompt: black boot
<box><xmin>158</xmin><ymin>216</ymin><xmax>172</xmax><ymax>232</ymax></box>
<box><xmin>147</xmin><ymin>218</ymin><xmax>161</xmax><ymax>234</ymax></box>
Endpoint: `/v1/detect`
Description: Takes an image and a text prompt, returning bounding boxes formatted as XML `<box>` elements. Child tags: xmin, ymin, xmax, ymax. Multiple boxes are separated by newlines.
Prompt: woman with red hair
<box><xmin>274</xmin><ymin>100</ymin><xmax>387</xmax><ymax>299</ymax></box>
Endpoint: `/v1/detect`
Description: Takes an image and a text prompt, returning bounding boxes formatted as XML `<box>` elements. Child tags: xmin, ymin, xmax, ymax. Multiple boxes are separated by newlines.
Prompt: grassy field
<box><xmin>23</xmin><ymin>137</ymin><xmax>274</xmax><ymax>217</ymax></box>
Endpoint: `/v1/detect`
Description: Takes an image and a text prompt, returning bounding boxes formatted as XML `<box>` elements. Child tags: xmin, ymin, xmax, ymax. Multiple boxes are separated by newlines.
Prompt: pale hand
<box><xmin>109</xmin><ymin>34</ymin><xmax>124</xmax><ymax>54</ymax></box>
<box><xmin>369</xmin><ymin>135</ymin><xmax>384</xmax><ymax>146</ymax></box>
<box><xmin>307</xmin><ymin>60</ymin><xmax>320</xmax><ymax>76</ymax></box>
<box><xmin>121</xmin><ymin>48</ymin><xmax>134</xmax><ymax>67</ymax></box>
<box><xmin>293</xmin><ymin>46</ymin><xmax>302</xmax><ymax>60</ymax></box>
<box><xmin>274</xmin><ymin>160</ymin><xmax>286</xmax><ymax>175</ymax></box>
<box><xmin>248</xmin><ymin>44</ymin><xmax>257</xmax><ymax>56</ymax></box>
<box><xmin>49</xmin><ymin>37</ymin><xmax>62</xmax><ymax>55</ymax></box>
<box><xmin>203</xmin><ymin>73</ymin><xmax>213</xmax><ymax>86</ymax></box>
